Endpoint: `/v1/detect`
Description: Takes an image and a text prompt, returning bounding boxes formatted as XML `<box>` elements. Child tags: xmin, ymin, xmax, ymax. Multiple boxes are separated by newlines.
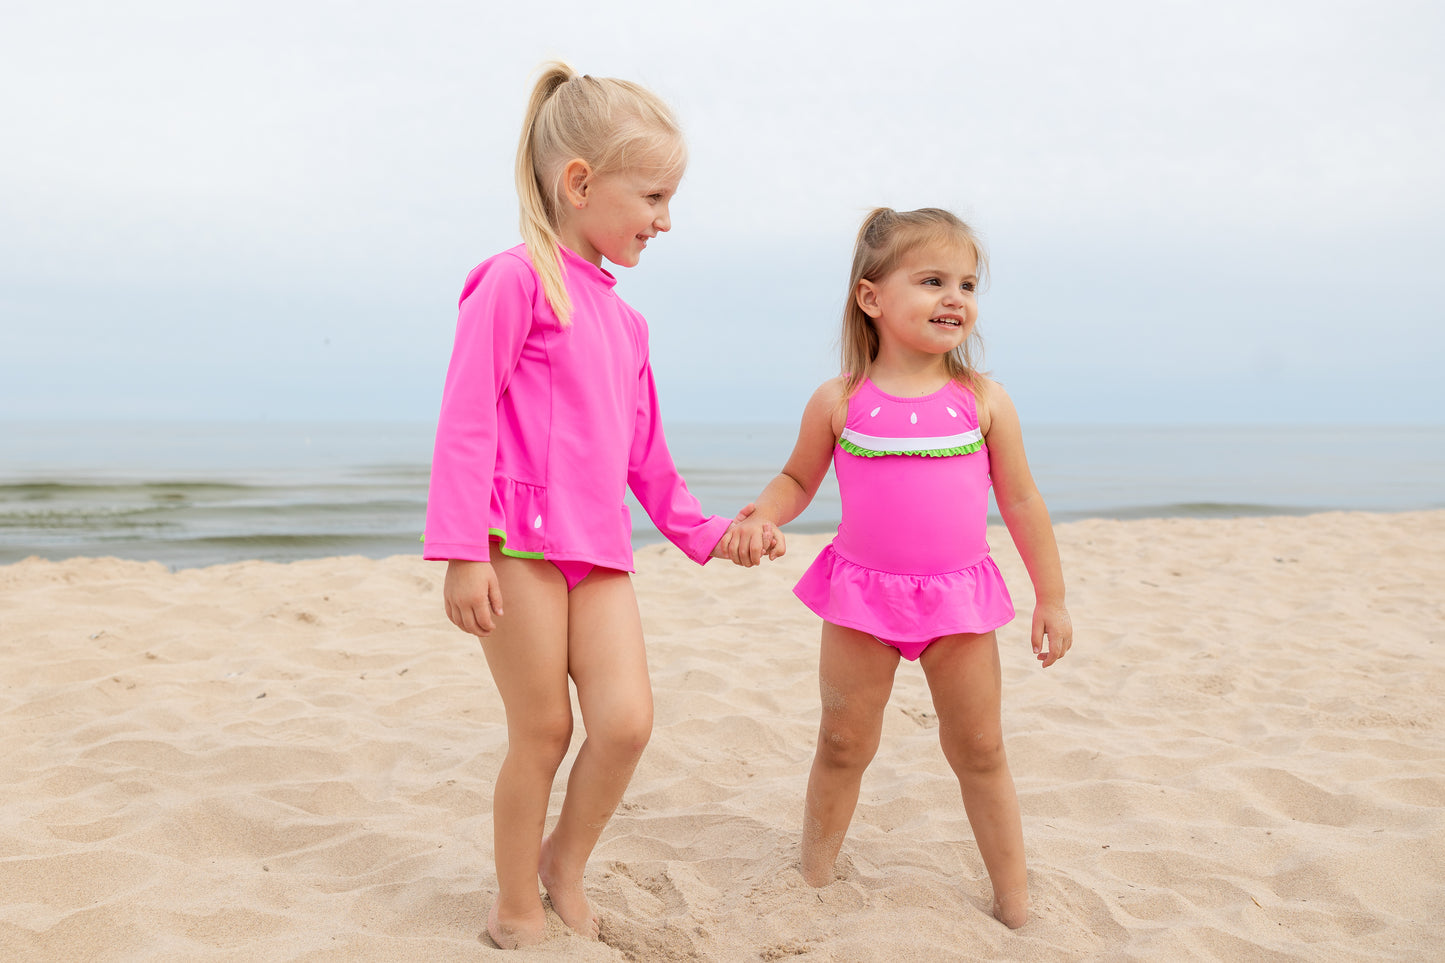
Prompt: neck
<box><xmin>556</xmin><ymin>215</ymin><xmax>602</xmax><ymax>267</ymax></box>
<box><xmin>868</xmin><ymin>345</ymin><xmax>952</xmax><ymax>396</ymax></box>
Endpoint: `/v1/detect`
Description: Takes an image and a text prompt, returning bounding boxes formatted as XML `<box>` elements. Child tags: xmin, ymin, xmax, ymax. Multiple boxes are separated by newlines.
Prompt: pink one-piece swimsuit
<box><xmin>792</xmin><ymin>378</ymin><xmax>1015</xmax><ymax>658</ymax></box>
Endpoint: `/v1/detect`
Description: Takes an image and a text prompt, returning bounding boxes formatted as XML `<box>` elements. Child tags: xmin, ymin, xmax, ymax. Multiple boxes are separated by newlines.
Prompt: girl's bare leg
<box><xmin>537</xmin><ymin>568</ymin><xmax>652</xmax><ymax>940</ymax></box>
<box><xmin>919</xmin><ymin>631</ymin><xmax>1029</xmax><ymax>928</ymax></box>
<box><xmin>477</xmin><ymin>551</ymin><xmax>573</xmax><ymax>949</ymax></box>
<box><xmin>800</xmin><ymin>622</ymin><xmax>900</xmax><ymax>886</ymax></box>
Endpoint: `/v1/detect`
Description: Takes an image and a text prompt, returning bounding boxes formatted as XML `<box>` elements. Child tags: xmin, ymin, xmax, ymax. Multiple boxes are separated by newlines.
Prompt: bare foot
<box><xmin>800</xmin><ymin>854</ymin><xmax>836</xmax><ymax>888</ymax></box>
<box><xmin>800</xmin><ymin>866</ymin><xmax>832</xmax><ymax>887</ymax></box>
<box><xmin>800</xmin><ymin>828</ymin><xmax>845</xmax><ymax>887</ymax></box>
<box><xmin>487</xmin><ymin>901</ymin><xmax>548</xmax><ymax>949</ymax></box>
<box><xmin>538</xmin><ymin>835</ymin><xmax>599</xmax><ymax>940</ymax></box>
<box><xmin>992</xmin><ymin>887</ymin><xmax>1030</xmax><ymax>929</ymax></box>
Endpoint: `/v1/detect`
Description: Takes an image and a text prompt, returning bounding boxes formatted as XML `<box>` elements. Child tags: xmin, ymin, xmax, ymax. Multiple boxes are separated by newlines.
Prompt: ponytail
<box><xmin>516</xmin><ymin>61</ymin><xmax>577</xmax><ymax>325</ymax></box>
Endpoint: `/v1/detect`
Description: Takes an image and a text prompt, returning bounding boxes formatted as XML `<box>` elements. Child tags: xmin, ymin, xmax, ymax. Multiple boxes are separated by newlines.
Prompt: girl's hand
<box><xmin>713</xmin><ymin>507</ymin><xmax>746</xmax><ymax>560</ymax></box>
<box><xmin>1032</xmin><ymin>602</ymin><xmax>1072</xmax><ymax>668</ymax></box>
<box><xmin>444</xmin><ymin>559</ymin><xmax>504</xmax><ymax>637</ymax></box>
<box><xmin>730</xmin><ymin>517</ymin><xmax>784</xmax><ymax>567</ymax></box>
<box><xmin>763</xmin><ymin>524</ymin><xmax>785</xmax><ymax>561</ymax></box>
<box><xmin>714</xmin><ymin>503</ymin><xmax>773</xmax><ymax>562</ymax></box>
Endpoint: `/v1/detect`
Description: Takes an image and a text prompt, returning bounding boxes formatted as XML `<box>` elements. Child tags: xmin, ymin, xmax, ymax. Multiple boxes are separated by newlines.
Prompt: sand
<box><xmin>1</xmin><ymin>511</ymin><xmax>1441</xmax><ymax>961</ymax></box>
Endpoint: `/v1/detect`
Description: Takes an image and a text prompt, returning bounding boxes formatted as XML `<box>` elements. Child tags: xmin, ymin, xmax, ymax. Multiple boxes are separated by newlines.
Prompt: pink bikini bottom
<box><xmin>553</xmin><ymin>559</ymin><xmax>597</xmax><ymax>592</ymax></box>
<box><xmin>487</xmin><ymin>537</ymin><xmax>614</xmax><ymax>593</ymax></box>
<box><xmin>873</xmin><ymin>635</ymin><xmax>939</xmax><ymax>661</ymax></box>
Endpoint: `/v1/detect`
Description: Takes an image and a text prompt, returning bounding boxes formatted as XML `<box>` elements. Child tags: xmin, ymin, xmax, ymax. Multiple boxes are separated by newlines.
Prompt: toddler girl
<box><xmin>725</xmin><ymin>207</ymin><xmax>1072</xmax><ymax>928</ymax></box>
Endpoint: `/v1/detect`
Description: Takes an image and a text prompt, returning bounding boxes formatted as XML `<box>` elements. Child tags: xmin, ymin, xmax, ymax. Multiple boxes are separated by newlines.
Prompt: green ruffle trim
<box><xmin>838</xmin><ymin>437</ymin><xmax>985</xmax><ymax>458</ymax></box>
<box><xmin>416</xmin><ymin>530</ymin><xmax>544</xmax><ymax>559</ymax></box>
<box><xmin>489</xmin><ymin>527</ymin><xmax>545</xmax><ymax>559</ymax></box>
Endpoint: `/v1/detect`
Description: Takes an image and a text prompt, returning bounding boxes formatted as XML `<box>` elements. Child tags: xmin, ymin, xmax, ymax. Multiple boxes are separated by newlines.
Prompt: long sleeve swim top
<box><xmin>423</xmin><ymin>244</ymin><xmax>728</xmax><ymax>571</ymax></box>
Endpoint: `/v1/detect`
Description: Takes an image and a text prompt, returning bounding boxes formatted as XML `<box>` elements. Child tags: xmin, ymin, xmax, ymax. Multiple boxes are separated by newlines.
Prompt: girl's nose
<box><xmin>654</xmin><ymin>204</ymin><xmax>671</xmax><ymax>233</ymax></box>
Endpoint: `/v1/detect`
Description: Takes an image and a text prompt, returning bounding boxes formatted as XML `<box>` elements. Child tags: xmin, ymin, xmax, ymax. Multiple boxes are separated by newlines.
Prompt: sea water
<box><xmin>2</xmin><ymin>421</ymin><xmax>1441</xmax><ymax>568</ymax></box>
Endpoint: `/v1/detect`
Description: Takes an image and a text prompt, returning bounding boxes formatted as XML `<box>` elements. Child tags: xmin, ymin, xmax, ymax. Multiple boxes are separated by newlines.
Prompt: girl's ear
<box><xmin>561</xmin><ymin>158</ymin><xmax>592</xmax><ymax>209</ymax></box>
<box><xmin>856</xmin><ymin>279</ymin><xmax>882</xmax><ymax>318</ymax></box>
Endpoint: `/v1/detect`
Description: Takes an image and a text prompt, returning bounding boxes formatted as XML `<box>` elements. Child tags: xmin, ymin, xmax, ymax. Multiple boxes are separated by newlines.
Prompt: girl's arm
<box><xmin>426</xmin><ymin>254</ymin><xmax>535</xmax><ymax>636</ymax></box>
<box><xmin>425</xmin><ymin>254</ymin><xmax>533</xmax><ymax>561</ymax></box>
<box><xmin>981</xmin><ymin>379</ymin><xmax>1073</xmax><ymax>667</ymax></box>
<box><xmin>627</xmin><ymin>358</ymin><xmax>734</xmax><ymax>565</ymax></box>
<box><xmin>726</xmin><ymin>378</ymin><xmax>845</xmax><ymax>565</ymax></box>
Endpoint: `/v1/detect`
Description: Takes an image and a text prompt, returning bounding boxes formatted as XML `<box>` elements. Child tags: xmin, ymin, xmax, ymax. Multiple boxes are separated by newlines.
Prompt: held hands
<box><xmin>713</xmin><ymin>503</ymin><xmax>786</xmax><ymax>567</ymax></box>
<box><xmin>1031</xmin><ymin>601</ymin><xmax>1073</xmax><ymax>668</ymax></box>
<box><xmin>444</xmin><ymin>559</ymin><xmax>504</xmax><ymax>638</ymax></box>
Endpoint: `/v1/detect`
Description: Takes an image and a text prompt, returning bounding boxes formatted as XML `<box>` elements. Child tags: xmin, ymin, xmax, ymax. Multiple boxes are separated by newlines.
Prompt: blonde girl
<box><xmin>425</xmin><ymin>63</ymin><xmax>746</xmax><ymax>948</ymax></box>
<box><xmin>724</xmin><ymin>207</ymin><xmax>1073</xmax><ymax>928</ymax></box>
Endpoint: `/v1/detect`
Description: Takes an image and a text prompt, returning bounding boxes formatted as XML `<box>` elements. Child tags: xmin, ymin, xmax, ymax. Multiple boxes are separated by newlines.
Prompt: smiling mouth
<box><xmin>931</xmin><ymin>316</ymin><xmax>963</xmax><ymax>327</ymax></box>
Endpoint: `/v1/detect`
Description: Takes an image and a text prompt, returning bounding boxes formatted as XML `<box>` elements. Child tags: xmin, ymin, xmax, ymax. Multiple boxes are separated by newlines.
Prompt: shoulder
<box><xmin>805</xmin><ymin>376</ymin><xmax>850</xmax><ymax>436</ymax></box>
<box><xmin>811</xmin><ymin>375</ymin><xmax>849</xmax><ymax>407</ymax></box>
<box><xmin>975</xmin><ymin>376</ymin><xmax>1017</xmax><ymax>436</ymax></box>
<box><xmin>806</xmin><ymin>376</ymin><xmax>850</xmax><ymax>418</ymax></box>
<box><xmin>462</xmin><ymin>245</ymin><xmax>540</xmax><ymax>297</ymax></box>
<box><xmin>454</xmin><ymin>245</ymin><xmax>564</xmax><ymax>330</ymax></box>
<box><xmin>619</xmin><ymin>295</ymin><xmax>649</xmax><ymax>337</ymax></box>
<box><xmin>488</xmin><ymin>245</ymin><xmax>540</xmax><ymax>282</ymax></box>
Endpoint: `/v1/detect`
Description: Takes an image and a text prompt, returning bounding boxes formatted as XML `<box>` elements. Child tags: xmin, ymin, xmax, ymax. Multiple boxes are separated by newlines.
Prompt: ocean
<box><xmin>2</xmin><ymin>421</ymin><xmax>1442</xmax><ymax>569</ymax></box>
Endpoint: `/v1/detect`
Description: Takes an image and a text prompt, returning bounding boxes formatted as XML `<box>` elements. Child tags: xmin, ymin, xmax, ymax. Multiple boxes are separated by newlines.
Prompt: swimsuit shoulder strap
<box><xmin>945</xmin><ymin>379</ymin><xmax>981</xmax><ymax>429</ymax></box>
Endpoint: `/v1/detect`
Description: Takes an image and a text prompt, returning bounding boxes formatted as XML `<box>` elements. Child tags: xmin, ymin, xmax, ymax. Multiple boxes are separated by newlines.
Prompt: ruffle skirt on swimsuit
<box><xmin>792</xmin><ymin>543</ymin><xmax>1015</xmax><ymax>642</ymax></box>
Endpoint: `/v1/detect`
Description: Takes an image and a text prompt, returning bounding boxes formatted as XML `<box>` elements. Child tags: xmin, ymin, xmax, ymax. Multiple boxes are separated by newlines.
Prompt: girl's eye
<box><xmin>923</xmin><ymin>278</ymin><xmax>941</xmax><ymax>286</ymax></box>
<box><xmin>962</xmin><ymin>282</ymin><xmax>976</xmax><ymax>292</ymax></box>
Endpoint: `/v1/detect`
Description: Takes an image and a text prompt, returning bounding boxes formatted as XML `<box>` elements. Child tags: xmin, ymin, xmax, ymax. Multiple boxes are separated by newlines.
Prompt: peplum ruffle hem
<box><xmin>793</xmin><ymin>544</ymin><xmax>1015</xmax><ymax>642</ymax></box>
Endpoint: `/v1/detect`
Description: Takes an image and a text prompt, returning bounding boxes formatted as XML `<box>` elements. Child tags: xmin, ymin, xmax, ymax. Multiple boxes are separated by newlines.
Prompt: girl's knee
<box><xmin>511</xmin><ymin>710</ymin><xmax>575</xmax><ymax>766</ymax></box>
<box><xmin>814</xmin><ymin>723</ymin><xmax>880</xmax><ymax>772</ymax></box>
<box><xmin>594</xmin><ymin>707</ymin><xmax>652</xmax><ymax>759</ymax></box>
<box><xmin>940</xmin><ymin>729</ymin><xmax>1007</xmax><ymax>776</ymax></box>
<box><xmin>613</xmin><ymin>725</ymin><xmax>651</xmax><ymax>761</ymax></box>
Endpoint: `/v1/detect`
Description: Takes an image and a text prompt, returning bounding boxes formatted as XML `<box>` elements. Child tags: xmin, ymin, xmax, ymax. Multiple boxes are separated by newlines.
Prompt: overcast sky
<box><xmin>2</xmin><ymin>0</ymin><xmax>1441</xmax><ymax>425</ymax></box>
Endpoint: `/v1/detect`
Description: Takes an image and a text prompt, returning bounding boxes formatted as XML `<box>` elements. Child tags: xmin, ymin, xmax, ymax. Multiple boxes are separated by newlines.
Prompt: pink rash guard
<box><xmin>424</xmin><ymin>244</ymin><xmax>729</xmax><ymax>571</ymax></box>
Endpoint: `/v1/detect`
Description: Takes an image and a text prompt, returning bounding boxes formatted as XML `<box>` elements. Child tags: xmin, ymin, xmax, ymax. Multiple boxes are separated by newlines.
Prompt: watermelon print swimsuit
<box><xmin>792</xmin><ymin>378</ymin><xmax>1015</xmax><ymax>659</ymax></box>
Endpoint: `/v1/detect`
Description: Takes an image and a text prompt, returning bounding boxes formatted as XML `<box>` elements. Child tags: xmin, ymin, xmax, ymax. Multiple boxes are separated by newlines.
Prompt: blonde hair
<box><xmin>515</xmin><ymin>61</ymin><xmax>687</xmax><ymax>325</ymax></box>
<box><xmin>840</xmin><ymin>207</ymin><xmax>991</xmax><ymax>400</ymax></box>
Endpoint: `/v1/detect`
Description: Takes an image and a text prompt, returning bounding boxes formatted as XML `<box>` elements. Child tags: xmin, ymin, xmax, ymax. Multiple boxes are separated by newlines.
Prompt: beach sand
<box><xmin>1</xmin><ymin>511</ymin><xmax>1441</xmax><ymax>961</ymax></box>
